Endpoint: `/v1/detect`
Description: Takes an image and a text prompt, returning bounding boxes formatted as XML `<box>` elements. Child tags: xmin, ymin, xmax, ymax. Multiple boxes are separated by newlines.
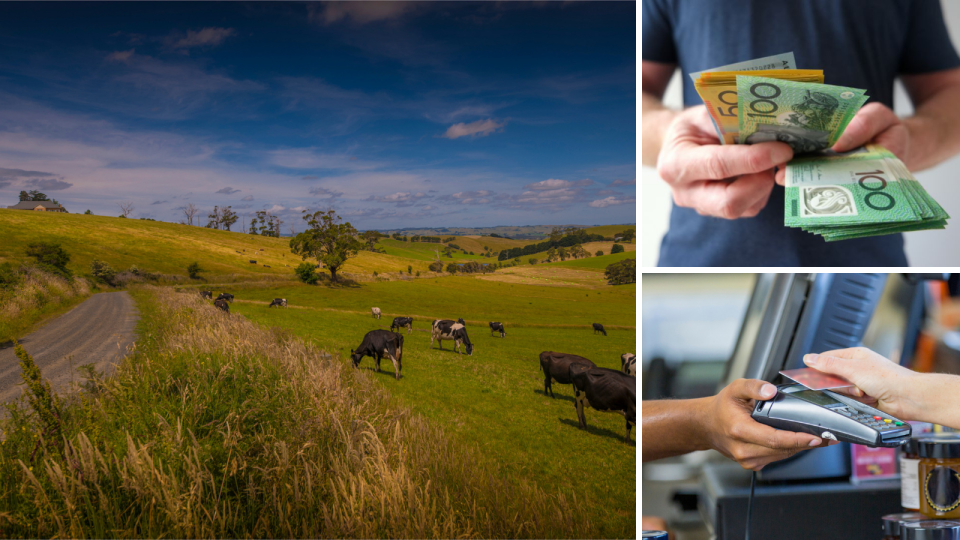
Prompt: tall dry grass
<box><xmin>0</xmin><ymin>285</ymin><xmax>595</xmax><ymax>538</ymax></box>
<box><xmin>0</xmin><ymin>265</ymin><xmax>91</xmax><ymax>343</ymax></box>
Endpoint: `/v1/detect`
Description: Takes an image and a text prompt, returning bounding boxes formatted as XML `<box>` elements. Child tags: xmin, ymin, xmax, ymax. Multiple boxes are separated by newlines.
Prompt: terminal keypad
<box><xmin>833</xmin><ymin>407</ymin><xmax>904</xmax><ymax>430</ymax></box>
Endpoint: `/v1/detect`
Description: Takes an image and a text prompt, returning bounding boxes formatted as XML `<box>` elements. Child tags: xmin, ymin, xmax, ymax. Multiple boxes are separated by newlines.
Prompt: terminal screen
<box><xmin>783</xmin><ymin>387</ymin><xmax>843</xmax><ymax>408</ymax></box>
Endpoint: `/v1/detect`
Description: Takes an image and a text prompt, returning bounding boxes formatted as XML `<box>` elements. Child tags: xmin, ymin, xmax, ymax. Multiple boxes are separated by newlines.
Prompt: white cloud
<box><xmin>445</xmin><ymin>190</ymin><xmax>494</xmax><ymax>204</ymax></box>
<box><xmin>442</xmin><ymin>118</ymin><xmax>505</xmax><ymax>139</ymax></box>
<box><xmin>309</xmin><ymin>2</ymin><xmax>422</xmax><ymax>25</ymax></box>
<box><xmin>106</xmin><ymin>49</ymin><xmax>135</xmax><ymax>63</ymax></box>
<box><xmin>216</xmin><ymin>186</ymin><xmax>241</xmax><ymax>194</ymax></box>
<box><xmin>610</xmin><ymin>178</ymin><xmax>636</xmax><ymax>186</ymax></box>
<box><xmin>523</xmin><ymin>178</ymin><xmax>592</xmax><ymax>190</ymax></box>
<box><xmin>241</xmin><ymin>195</ymin><xmax>254</xmax><ymax>201</ymax></box>
<box><xmin>365</xmin><ymin>191</ymin><xmax>429</xmax><ymax>206</ymax></box>
<box><xmin>308</xmin><ymin>186</ymin><xmax>343</xmax><ymax>200</ymax></box>
<box><xmin>166</xmin><ymin>27</ymin><xmax>236</xmax><ymax>51</ymax></box>
<box><xmin>268</xmin><ymin>148</ymin><xmax>378</xmax><ymax>171</ymax></box>
<box><xmin>588</xmin><ymin>195</ymin><xmax>635</xmax><ymax>208</ymax></box>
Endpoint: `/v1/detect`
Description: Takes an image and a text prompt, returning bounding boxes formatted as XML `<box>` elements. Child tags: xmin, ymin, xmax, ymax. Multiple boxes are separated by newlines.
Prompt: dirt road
<box><xmin>0</xmin><ymin>291</ymin><xmax>138</xmax><ymax>404</ymax></box>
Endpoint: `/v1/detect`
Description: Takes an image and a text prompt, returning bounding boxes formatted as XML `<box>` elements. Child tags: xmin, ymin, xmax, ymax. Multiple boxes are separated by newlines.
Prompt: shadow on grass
<box><xmin>533</xmin><ymin>389</ymin><xmax>576</xmax><ymax>404</ymax></box>
<box><xmin>354</xmin><ymin>364</ymin><xmax>403</xmax><ymax>381</ymax></box>
<box><xmin>558</xmin><ymin>418</ymin><xmax>635</xmax><ymax>446</ymax></box>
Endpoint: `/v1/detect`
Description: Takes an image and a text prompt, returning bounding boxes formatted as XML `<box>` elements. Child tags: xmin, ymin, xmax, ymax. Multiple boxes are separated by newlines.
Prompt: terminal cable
<box><xmin>745</xmin><ymin>470</ymin><xmax>756</xmax><ymax>540</ymax></box>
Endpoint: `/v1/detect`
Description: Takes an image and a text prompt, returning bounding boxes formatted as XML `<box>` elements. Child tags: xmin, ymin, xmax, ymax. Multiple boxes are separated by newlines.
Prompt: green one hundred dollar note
<box><xmin>737</xmin><ymin>75</ymin><xmax>869</xmax><ymax>153</ymax></box>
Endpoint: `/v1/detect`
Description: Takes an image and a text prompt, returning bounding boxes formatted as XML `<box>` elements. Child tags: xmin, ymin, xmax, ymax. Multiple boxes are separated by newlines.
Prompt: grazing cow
<box><xmin>214</xmin><ymin>298</ymin><xmax>230</xmax><ymax>313</ymax></box>
<box><xmin>539</xmin><ymin>351</ymin><xmax>596</xmax><ymax>398</ymax></box>
<box><xmin>569</xmin><ymin>364</ymin><xmax>636</xmax><ymax>442</ymax></box>
<box><xmin>592</xmin><ymin>323</ymin><xmax>607</xmax><ymax>336</ymax></box>
<box><xmin>250</xmin><ymin>260</ymin><xmax>257</xmax><ymax>264</ymax></box>
<box><xmin>372</xmin><ymin>307</ymin><xmax>382</xmax><ymax>319</ymax></box>
<box><xmin>263</xmin><ymin>265</ymin><xmax>271</xmax><ymax>268</ymax></box>
<box><xmin>268</xmin><ymin>298</ymin><xmax>287</xmax><ymax>308</ymax></box>
<box><xmin>200</xmin><ymin>290</ymin><xmax>213</xmax><ymax>299</ymax></box>
<box><xmin>391</xmin><ymin>317</ymin><xmax>414</xmax><ymax>334</ymax></box>
<box><xmin>350</xmin><ymin>329</ymin><xmax>403</xmax><ymax>380</ymax></box>
<box><xmin>457</xmin><ymin>317</ymin><xmax>466</xmax><ymax>325</ymax></box>
<box><xmin>489</xmin><ymin>322</ymin><xmax>506</xmax><ymax>338</ymax></box>
<box><xmin>621</xmin><ymin>353</ymin><xmax>636</xmax><ymax>376</ymax></box>
<box><xmin>431</xmin><ymin>319</ymin><xmax>474</xmax><ymax>355</ymax></box>
<box><xmin>216</xmin><ymin>293</ymin><xmax>234</xmax><ymax>302</ymax></box>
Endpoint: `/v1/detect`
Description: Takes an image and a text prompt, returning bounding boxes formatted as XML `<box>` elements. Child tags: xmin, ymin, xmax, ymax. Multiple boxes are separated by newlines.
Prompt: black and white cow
<box><xmin>372</xmin><ymin>307</ymin><xmax>382</xmax><ymax>319</ymax></box>
<box><xmin>214</xmin><ymin>298</ymin><xmax>230</xmax><ymax>313</ymax></box>
<box><xmin>457</xmin><ymin>317</ymin><xmax>466</xmax><ymax>325</ymax></box>
<box><xmin>350</xmin><ymin>329</ymin><xmax>403</xmax><ymax>380</ymax></box>
<box><xmin>391</xmin><ymin>317</ymin><xmax>414</xmax><ymax>334</ymax></box>
<box><xmin>621</xmin><ymin>353</ymin><xmax>636</xmax><ymax>376</ymax></box>
<box><xmin>200</xmin><ymin>290</ymin><xmax>213</xmax><ymax>299</ymax></box>
<box><xmin>216</xmin><ymin>293</ymin><xmax>234</xmax><ymax>302</ymax></box>
<box><xmin>489</xmin><ymin>322</ymin><xmax>506</xmax><ymax>338</ymax></box>
<box><xmin>569</xmin><ymin>364</ymin><xmax>636</xmax><ymax>443</ymax></box>
<box><xmin>592</xmin><ymin>323</ymin><xmax>607</xmax><ymax>336</ymax></box>
<box><xmin>268</xmin><ymin>298</ymin><xmax>287</xmax><ymax>308</ymax></box>
<box><xmin>431</xmin><ymin>319</ymin><xmax>474</xmax><ymax>355</ymax></box>
<box><xmin>539</xmin><ymin>351</ymin><xmax>596</xmax><ymax>398</ymax></box>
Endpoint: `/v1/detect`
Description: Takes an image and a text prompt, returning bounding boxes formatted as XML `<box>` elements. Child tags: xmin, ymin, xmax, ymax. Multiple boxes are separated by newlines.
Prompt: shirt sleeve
<box><xmin>642</xmin><ymin>0</ymin><xmax>677</xmax><ymax>64</ymax></box>
<box><xmin>899</xmin><ymin>0</ymin><xmax>960</xmax><ymax>74</ymax></box>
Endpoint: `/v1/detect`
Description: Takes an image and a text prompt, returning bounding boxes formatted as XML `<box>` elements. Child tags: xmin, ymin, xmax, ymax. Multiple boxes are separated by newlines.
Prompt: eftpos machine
<box><xmin>700</xmin><ymin>273</ymin><xmax>943</xmax><ymax>540</ymax></box>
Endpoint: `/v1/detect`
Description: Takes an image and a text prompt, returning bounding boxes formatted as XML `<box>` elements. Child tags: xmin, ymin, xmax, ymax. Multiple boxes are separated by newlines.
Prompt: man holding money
<box><xmin>642</xmin><ymin>0</ymin><xmax>960</xmax><ymax>266</ymax></box>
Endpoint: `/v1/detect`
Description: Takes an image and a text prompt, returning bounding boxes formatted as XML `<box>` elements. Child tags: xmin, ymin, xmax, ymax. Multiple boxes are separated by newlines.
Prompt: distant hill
<box><xmin>377</xmin><ymin>223</ymin><xmax>635</xmax><ymax>240</ymax></box>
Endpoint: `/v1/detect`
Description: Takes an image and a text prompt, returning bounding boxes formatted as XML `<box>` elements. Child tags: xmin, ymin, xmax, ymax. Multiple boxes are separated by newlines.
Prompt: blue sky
<box><xmin>0</xmin><ymin>2</ymin><xmax>635</xmax><ymax>230</ymax></box>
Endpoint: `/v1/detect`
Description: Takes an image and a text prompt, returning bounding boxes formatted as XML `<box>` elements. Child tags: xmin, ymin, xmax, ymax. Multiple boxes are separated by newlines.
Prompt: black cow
<box><xmin>350</xmin><ymin>329</ymin><xmax>403</xmax><ymax>380</ymax></box>
<box><xmin>216</xmin><ymin>293</ymin><xmax>234</xmax><ymax>302</ymax></box>
<box><xmin>489</xmin><ymin>322</ymin><xmax>505</xmax><ymax>338</ymax></box>
<box><xmin>199</xmin><ymin>290</ymin><xmax>213</xmax><ymax>299</ymax></box>
<box><xmin>621</xmin><ymin>353</ymin><xmax>636</xmax><ymax>376</ymax></box>
<box><xmin>249</xmin><ymin>260</ymin><xmax>257</xmax><ymax>264</ymax></box>
<box><xmin>431</xmin><ymin>319</ymin><xmax>474</xmax><ymax>355</ymax></box>
<box><xmin>268</xmin><ymin>298</ymin><xmax>287</xmax><ymax>308</ymax></box>
<box><xmin>391</xmin><ymin>317</ymin><xmax>414</xmax><ymax>334</ymax></box>
<box><xmin>457</xmin><ymin>317</ymin><xmax>466</xmax><ymax>325</ymax></box>
<box><xmin>569</xmin><ymin>364</ymin><xmax>636</xmax><ymax>443</ymax></box>
<box><xmin>592</xmin><ymin>323</ymin><xmax>607</xmax><ymax>336</ymax></box>
<box><xmin>214</xmin><ymin>298</ymin><xmax>230</xmax><ymax>313</ymax></box>
<box><xmin>539</xmin><ymin>351</ymin><xmax>596</xmax><ymax>398</ymax></box>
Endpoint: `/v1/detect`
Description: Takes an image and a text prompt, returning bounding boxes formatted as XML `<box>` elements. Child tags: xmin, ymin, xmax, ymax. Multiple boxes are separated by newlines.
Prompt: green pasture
<box><xmin>224</xmin><ymin>276</ymin><xmax>636</xmax><ymax>329</ymax></box>
<box><xmin>231</xmin><ymin>282</ymin><xmax>637</xmax><ymax>538</ymax></box>
<box><xmin>584</xmin><ymin>224</ymin><xmax>636</xmax><ymax>237</ymax></box>
<box><xmin>543</xmin><ymin>251</ymin><xmax>637</xmax><ymax>270</ymax></box>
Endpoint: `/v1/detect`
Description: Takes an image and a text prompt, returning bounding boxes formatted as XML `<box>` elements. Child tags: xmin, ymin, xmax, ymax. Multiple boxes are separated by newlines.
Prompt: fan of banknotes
<box><xmin>691</xmin><ymin>52</ymin><xmax>948</xmax><ymax>241</ymax></box>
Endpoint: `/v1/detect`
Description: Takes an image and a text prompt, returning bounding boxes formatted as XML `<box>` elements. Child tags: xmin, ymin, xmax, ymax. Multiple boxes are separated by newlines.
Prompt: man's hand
<box><xmin>657</xmin><ymin>106</ymin><xmax>794</xmax><ymax>219</ymax></box>
<box><xmin>699</xmin><ymin>379</ymin><xmax>828</xmax><ymax>471</ymax></box>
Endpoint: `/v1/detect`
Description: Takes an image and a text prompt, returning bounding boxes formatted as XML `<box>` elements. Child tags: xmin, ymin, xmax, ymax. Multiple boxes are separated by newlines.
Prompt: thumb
<box><xmin>736</xmin><ymin>379</ymin><xmax>778</xmax><ymax>401</ymax></box>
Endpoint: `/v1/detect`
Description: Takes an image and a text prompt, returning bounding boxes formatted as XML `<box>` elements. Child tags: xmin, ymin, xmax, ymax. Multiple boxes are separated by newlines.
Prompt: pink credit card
<box><xmin>780</xmin><ymin>367</ymin><xmax>855</xmax><ymax>390</ymax></box>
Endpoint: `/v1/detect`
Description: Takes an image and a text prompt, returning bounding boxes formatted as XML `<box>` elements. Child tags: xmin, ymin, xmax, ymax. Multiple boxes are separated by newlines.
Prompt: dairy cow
<box><xmin>216</xmin><ymin>293</ymin><xmax>234</xmax><ymax>302</ymax></box>
<box><xmin>621</xmin><ymin>353</ymin><xmax>636</xmax><ymax>376</ymax></box>
<box><xmin>488</xmin><ymin>322</ymin><xmax>505</xmax><ymax>338</ymax></box>
<box><xmin>391</xmin><ymin>317</ymin><xmax>414</xmax><ymax>334</ymax></box>
<box><xmin>269</xmin><ymin>298</ymin><xmax>287</xmax><ymax>308</ymax></box>
<box><xmin>214</xmin><ymin>298</ymin><xmax>230</xmax><ymax>313</ymax></box>
<box><xmin>539</xmin><ymin>351</ymin><xmax>596</xmax><ymax>398</ymax></box>
<box><xmin>457</xmin><ymin>318</ymin><xmax>465</xmax><ymax>325</ymax></box>
<box><xmin>569</xmin><ymin>364</ymin><xmax>636</xmax><ymax>443</ymax></box>
<box><xmin>350</xmin><ymin>329</ymin><xmax>403</xmax><ymax>380</ymax></box>
<box><xmin>431</xmin><ymin>319</ymin><xmax>473</xmax><ymax>355</ymax></box>
<box><xmin>200</xmin><ymin>290</ymin><xmax>213</xmax><ymax>299</ymax></box>
<box><xmin>372</xmin><ymin>307</ymin><xmax>382</xmax><ymax>319</ymax></box>
<box><xmin>592</xmin><ymin>323</ymin><xmax>607</xmax><ymax>336</ymax></box>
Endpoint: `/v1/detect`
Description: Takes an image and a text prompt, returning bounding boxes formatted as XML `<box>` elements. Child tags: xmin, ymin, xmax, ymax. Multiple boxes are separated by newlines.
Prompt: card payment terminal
<box><xmin>751</xmin><ymin>384</ymin><xmax>911</xmax><ymax>447</ymax></box>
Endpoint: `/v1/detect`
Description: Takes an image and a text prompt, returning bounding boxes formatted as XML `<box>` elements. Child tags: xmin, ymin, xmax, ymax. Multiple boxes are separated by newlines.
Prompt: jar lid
<box><xmin>915</xmin><ymin>434</ymin><xmax>960</xmax><ymax>459</ymax></box>
<box><xmin>902</xmin><ymin>520</ymin><xmax>960</xmax><ymax>540</ymax></box>
<box><xmin>882</xmin><ymin>513</ymin><xmax>926</xmax><ymax>535</ymax></box>
<box><xmin>641</xmin><ymin>532</ymin><xmax>668</xmax><ymax>540</ymax></box>
<box><xmin>905</xmin><ymin>437</ymin><xmax>921</xmax><ymax>455</ymax></box>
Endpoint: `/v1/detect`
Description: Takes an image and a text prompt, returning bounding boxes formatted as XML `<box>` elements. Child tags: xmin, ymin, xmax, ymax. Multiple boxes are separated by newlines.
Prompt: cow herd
<box><xmin>194</xmin><ymin>289</ymin><xmax>634</xmax><ymax>443</ymax></box>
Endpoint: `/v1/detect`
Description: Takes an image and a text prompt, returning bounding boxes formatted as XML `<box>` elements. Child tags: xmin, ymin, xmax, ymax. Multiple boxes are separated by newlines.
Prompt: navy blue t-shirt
<box><xmin>643</xmin><ymin>0</ymin><xmax>960</xmax><ymax>267</ymax></box>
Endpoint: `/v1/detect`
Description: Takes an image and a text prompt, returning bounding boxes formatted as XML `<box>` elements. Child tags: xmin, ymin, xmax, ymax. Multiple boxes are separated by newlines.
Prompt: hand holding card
<box><xmin>780</xmin><ymin>367</ymin><xmax>856</xmax><ymax>391</ymax></box>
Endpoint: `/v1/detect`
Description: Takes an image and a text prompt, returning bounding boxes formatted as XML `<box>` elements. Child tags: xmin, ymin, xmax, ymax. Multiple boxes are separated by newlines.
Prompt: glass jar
<box><xmin>900</xmin><ymin>520</ymin><xmax>960</xmax><ymax>540</ymax></box>
<box><xmin>904</xmin><ymin>438</ymin><xmax>922</xmax><ymax>511</ymax></box>
<box><xmin>916</xmin><ymin>435</ymin><xmax>960</xmax><ymax>519</ymax></box>
<box><xmin>641</xmin><ymin>532</ymin><xmax>668</xmax><ymax>540</ymax></box>
<box><xmin>882</xmin><ymin>512</ymin><xmax>926</xmax><ymax>539</ymax></box>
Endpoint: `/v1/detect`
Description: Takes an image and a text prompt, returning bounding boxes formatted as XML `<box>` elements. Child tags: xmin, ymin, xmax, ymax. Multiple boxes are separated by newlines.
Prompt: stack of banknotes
<box><xmin>692</xmin><ymin>52</ymin><xmax>948</xmax><ymax>241</ymax></box>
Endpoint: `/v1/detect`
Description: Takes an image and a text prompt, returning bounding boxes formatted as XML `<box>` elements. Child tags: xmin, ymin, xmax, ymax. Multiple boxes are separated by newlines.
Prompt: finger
<box><xmin>774</xmin><ymin>166</ymin><xmax>786</xmax><ymax>186</ymax></box>
<box><xmin>832</xmin><ymin>103</ymin><xmax>899</xmax><ymax>153</ymax></box>
<box><xmin>730</xmin><ymin>378</ymin><xmax>779</xmax><ymax>401</ymax></box>
<box><xmin>661</xmin><ymin>141</ymin><xmax>793</xmax><ymax>184</ymax></box>
<box><xmin>873</xmin><ymin>122</ymin><xmax>910</xmax><ymax>162</ymax></box>
<box><xmin>741</xmin><ymin>179</ymin><xmax>775</xmax><ymax>218</ymax></box>
<box><xmin>735</xmin><ymin>420</ymin><xmax>824</xmax><ymax>450</ymax></box>
<box><xmin>830</xmin><ymin>385</ymin><xmax>866</xmax><ymax>398</ymax></box>
<box><xmin>697</xmin><ymin>171</ymin><xmax>775</xmax><ymax>219</ymax></box>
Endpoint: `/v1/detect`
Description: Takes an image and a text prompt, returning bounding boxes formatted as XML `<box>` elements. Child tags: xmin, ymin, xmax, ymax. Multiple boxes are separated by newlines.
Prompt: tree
<box><xmin>90</xmin><ymin>259</ymin><xmax>116</xmax><ymax>285</ymax></box>
<box><xmin>118</xmin><ymin>201</ymin><xmax>134</xmax><ymax>218</ymax></box>
<box><xmin>546</xmin><ymin>247</ymin><xmax>557</xmax><ymax>262</ymax></box>
<box><xmin>361</xmin><ymin>230</ymin><xmax>383</xmax><ymax>251</ymax></box>
<box><xmin>604</xmin><ymin>258</ymin><xmax>636</xmax><ymax>285</ymax></box>
<box><xmin>26</xmin><ymin>242</ymin><xmax>71</xmax><ymax>277</ymax></box>
<box><xmin>289</xmin><ymin>209</ymin><xmax>362</xmax><ymax>282</ymax></box>
<box><xmin>446</xmin><ymin>262</ymin><xmax>458</xmax><ymax>274</ymax></box>
<box><xmin>616</xmin><ymin>229</ymin><xmax>636</xmax><ymax>242</ymax></box>
<box><xmin>407</xmin><ymin>265</ymin><xmax>412</xmax><ymax>275</ymax></box>
<box><xmin>596</xmin><ymin>249</ymin><xmax>604</xmax><ymax>256</ymax></box>
<box><xmin>429</xmin><ymin>261</ymin><xmax>444</xmax><ymax>272</ymax></box>
<box><xmin>249</xmin><ymin>210</ymin><xmax>279</xmax><ymax>237</ymax></box>
<box><xmin>528</xmin><ymin>258</ymin><xmax>538</xmax><ymax>265</ymax></box>
<box><xmin>570</xmin><ymin>244</ymin><xmax>587</xmax><ymax>259</ymax></box>
<box><xmin>294</xmin><ymin>262</ymin><xmax>320</xmax><ymax>285</ymax></box>
<box><xmin>182</xmin><ymin>203</ymin><xmax>199</xmax><ymax>226</ymax></box>
<box><xmin>18</xmin><ymin>191</ymin><xmax>29</xmax><ymax>202</ymax></box>
<box><xmin>84</xmin><ymin>209</ymin><xmax>93</xmax><ymax>215</ymax></box>
<box><xmin>221</xmin><ymin>206</ymin><xmax>238</xmax><ymax>231</ymax></box>
<box><xmin>557</xmin><ymin>246</ymin><xmax>568</xmax><ymax>261</ymax></box>
<box><xmin>187</xmin><ymin>262</ymin><xmax>203</xmax><ymax>279</ymax></box>
<box><xmin>611</xmin><ymin>243</ymin><xmax>625</xmax><ymax>254</ymax></box>
<box><xmin>548</xmin><ymin>226</ymin><xmax>565</xmax><ymax>243</ymax></box>
<box><xmin>206</xmin><ymin>206</ymin><xmax>224</xmax><ymax>229</ymax></box>
<box><xmin>19</xmin><ymin>190</ymin><xmax>49</xmax><ymax>201</ymax></box>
